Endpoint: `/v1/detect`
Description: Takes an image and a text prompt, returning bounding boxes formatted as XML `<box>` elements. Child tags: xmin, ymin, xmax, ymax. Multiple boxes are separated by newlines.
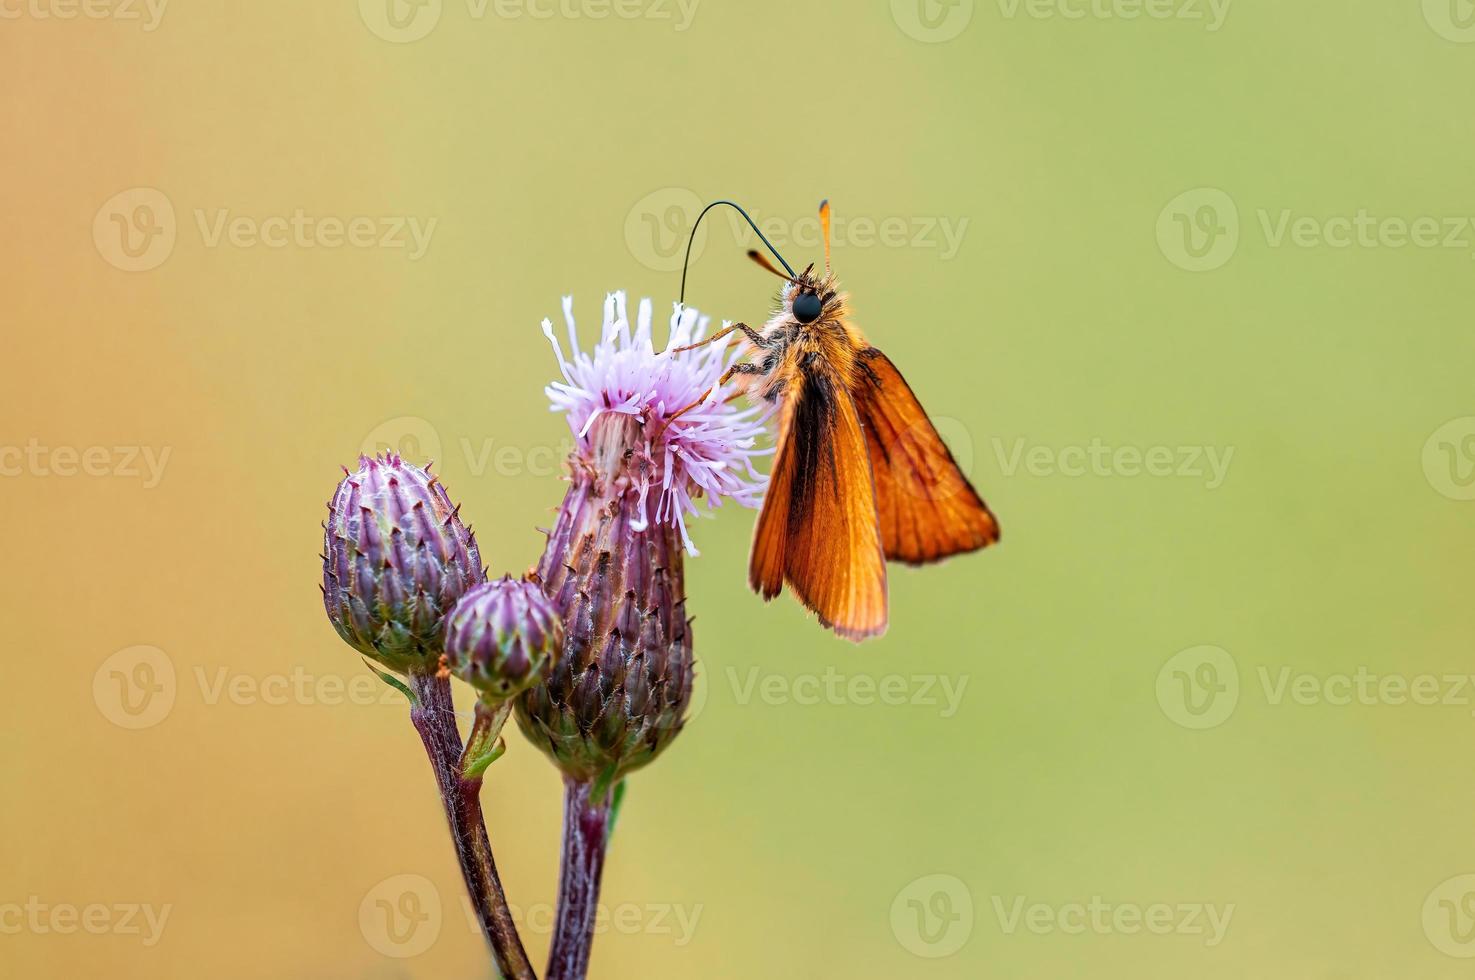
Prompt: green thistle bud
<box><xmin>321</xmin><ymin>452</ymin><xmax>484</xmax><ymax>674</ymax></box>
<box><xmin>445</xmin><ymin>577</ymin><xmax>564</xmax><ymax>703</ymax></box>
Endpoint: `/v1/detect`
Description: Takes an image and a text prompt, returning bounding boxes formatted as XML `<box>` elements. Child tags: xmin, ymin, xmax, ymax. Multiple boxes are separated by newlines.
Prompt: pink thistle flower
<box><xmin>541</xmin><ymin>291</ymin><xmax>770</xmax><ymax>556</ymax></box>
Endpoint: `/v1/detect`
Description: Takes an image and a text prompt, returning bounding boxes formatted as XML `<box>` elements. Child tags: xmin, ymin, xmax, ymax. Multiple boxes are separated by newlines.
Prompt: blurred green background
<box><xmin>4</xmin><ymin>1</ymin><xmax>1475</xmax><ymax>976</ymax></box>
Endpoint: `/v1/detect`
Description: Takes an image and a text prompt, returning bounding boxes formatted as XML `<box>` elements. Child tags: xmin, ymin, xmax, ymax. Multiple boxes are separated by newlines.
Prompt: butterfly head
<box><xmin>783</xmin><ymin>264</ymin><xmax>841</xmax><ymax>326</ymax></box>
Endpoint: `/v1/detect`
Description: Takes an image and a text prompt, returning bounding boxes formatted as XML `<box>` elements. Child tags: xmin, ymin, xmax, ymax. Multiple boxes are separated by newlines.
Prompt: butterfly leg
<box><xmin>669</xmin><ymin>322</ymin><xmax>767</xmax><ymax>355</ymax></box>
<box><xmin>664</xmin><ymin>362</ymin><xmax>764</xmax><ymax>424</ymax></box>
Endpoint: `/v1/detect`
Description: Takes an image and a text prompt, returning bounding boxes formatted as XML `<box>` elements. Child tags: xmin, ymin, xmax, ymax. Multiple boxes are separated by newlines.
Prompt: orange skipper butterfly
<box><xmin>671</xmin><ymin>200</ymin><xmax>999</xmax><ymax>640</ymax></box>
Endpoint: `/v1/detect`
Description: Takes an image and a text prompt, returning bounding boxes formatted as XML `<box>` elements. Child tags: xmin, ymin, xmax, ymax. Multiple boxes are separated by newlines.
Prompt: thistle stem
<box><xmin>546</xmin><ymin>779</ymin><xmax>612</xmax><ymax>980</ymax></box>
<box><xmin>407</xmin><ymin>670</ymin><xmax>535</xmax><ymax>980</ymax></box>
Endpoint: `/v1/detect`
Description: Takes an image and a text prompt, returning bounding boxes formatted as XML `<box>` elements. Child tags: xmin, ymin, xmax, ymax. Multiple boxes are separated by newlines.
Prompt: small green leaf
<box><xmin>462</xmin><ymin>738</ymin><xmax>507</xmax><ymax>780</ymax></box>
<box><xmin>459</xmin><ymin>698</ymin><xmax>512</xmax><ymax>780</ymax></box>
<box><xmin>363</xmin><ymin>658</ymin><xmax>416</xmax><ymax>705</ymax></box>
<box><xmin>606</xmin><ymin>779</ymin><xmax>627</xmax><ymax>842</ymax></box>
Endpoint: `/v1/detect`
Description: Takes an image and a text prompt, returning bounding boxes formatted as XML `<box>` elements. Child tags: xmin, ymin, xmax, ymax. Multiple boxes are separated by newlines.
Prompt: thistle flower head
<box><xmin>515</xmin><ymin>292</ymin><xmax>766</xmax><ymax>786</ymax></box>
<box><xmin>445</xmin><ymin>577</ymin><xmax>564</xmax><ymax>703</ymax></box>
<box><xmin>321</xmin><ymin>452</ymin><xmax>484</xmax><ymax>673</ymax></box>
<box><xmin>541</xmin><ymin>291</ymin><xmax>769</xmax><ymax>556</ymax></box>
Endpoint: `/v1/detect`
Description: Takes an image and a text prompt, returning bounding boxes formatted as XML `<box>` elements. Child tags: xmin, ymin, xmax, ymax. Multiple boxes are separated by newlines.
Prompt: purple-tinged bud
<box><xmin>445</xmin><ymin>577</ymin><xmax>564</xmax><ymax>703</ymax></box>
<box><xmin>321</xmin><ymin>452</ymin><xmax>484</xmax><ymax>673</ymax></box>
<box><xmin>515</xmin><ymin>414</ymin><xmax>696</xmax><ymax>786</ymax></box>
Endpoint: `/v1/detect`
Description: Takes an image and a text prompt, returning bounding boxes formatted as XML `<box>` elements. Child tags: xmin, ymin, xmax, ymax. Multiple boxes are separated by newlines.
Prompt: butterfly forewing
<box><xmin>749</xmin><ymin>354</ymin><xmax>888</xmax><ymax>641</ymax></box>
<box><xmin>749</xmin><ymin>393</ymin><xmax>795</xmax><ymax>602</ymax></box>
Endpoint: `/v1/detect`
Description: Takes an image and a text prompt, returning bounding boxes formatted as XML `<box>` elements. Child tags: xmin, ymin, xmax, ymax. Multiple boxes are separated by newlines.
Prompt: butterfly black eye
<box><xmin>792</xmin><ymin>291</ymin><xmax>823</xmax><ymax>324</ymax></box>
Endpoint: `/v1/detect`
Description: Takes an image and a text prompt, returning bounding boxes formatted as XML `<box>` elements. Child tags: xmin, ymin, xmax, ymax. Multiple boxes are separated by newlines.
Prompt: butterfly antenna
<box><xmin>819</xmin><ymin>199</ymin><xmax>833</xmax><ymax>276</ymax></box>
<box><xmin>746</xmin><ymin>249</ymin><xmax>794</xmax><ymax>282</ymax></box>
<box><xmin>679</xmin><ymin>200</ymin><xmax>798</xmax><ymax>308</ymax></box>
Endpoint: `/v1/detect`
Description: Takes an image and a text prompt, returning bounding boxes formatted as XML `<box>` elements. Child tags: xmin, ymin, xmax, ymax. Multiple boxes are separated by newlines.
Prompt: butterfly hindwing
<box><xmin>852</xmin><ymin>347</ymin><xmax>1000</xmax><ymax>565</ymax></box>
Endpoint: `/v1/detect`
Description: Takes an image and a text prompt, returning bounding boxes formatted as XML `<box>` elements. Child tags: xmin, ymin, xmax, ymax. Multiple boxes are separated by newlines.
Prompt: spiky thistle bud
<box><xmin>515</xmin><ymin>293</ymin><xmax>768</xmax><ymax>786</ymax></box>
<box><xmin>446</xmin><ymin>577</ymin><xmax>564</xmax><ymax>703</ymax></box>
<box><xmin>518</xmin><ymin>461</ymin><xmax>695</xmax><ymax>784</ymax></box>
<box><xmin>321</xmin><ymin>452</ymin><xmax>484</xmax><ymax>674</ymax></box>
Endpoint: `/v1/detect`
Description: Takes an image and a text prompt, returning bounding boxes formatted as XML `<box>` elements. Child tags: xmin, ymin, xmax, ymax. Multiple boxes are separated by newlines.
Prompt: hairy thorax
<box><xmin>752</xmin><ymin>280</ymin><xmax>865</xmax><ymax>404</ymax></box>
